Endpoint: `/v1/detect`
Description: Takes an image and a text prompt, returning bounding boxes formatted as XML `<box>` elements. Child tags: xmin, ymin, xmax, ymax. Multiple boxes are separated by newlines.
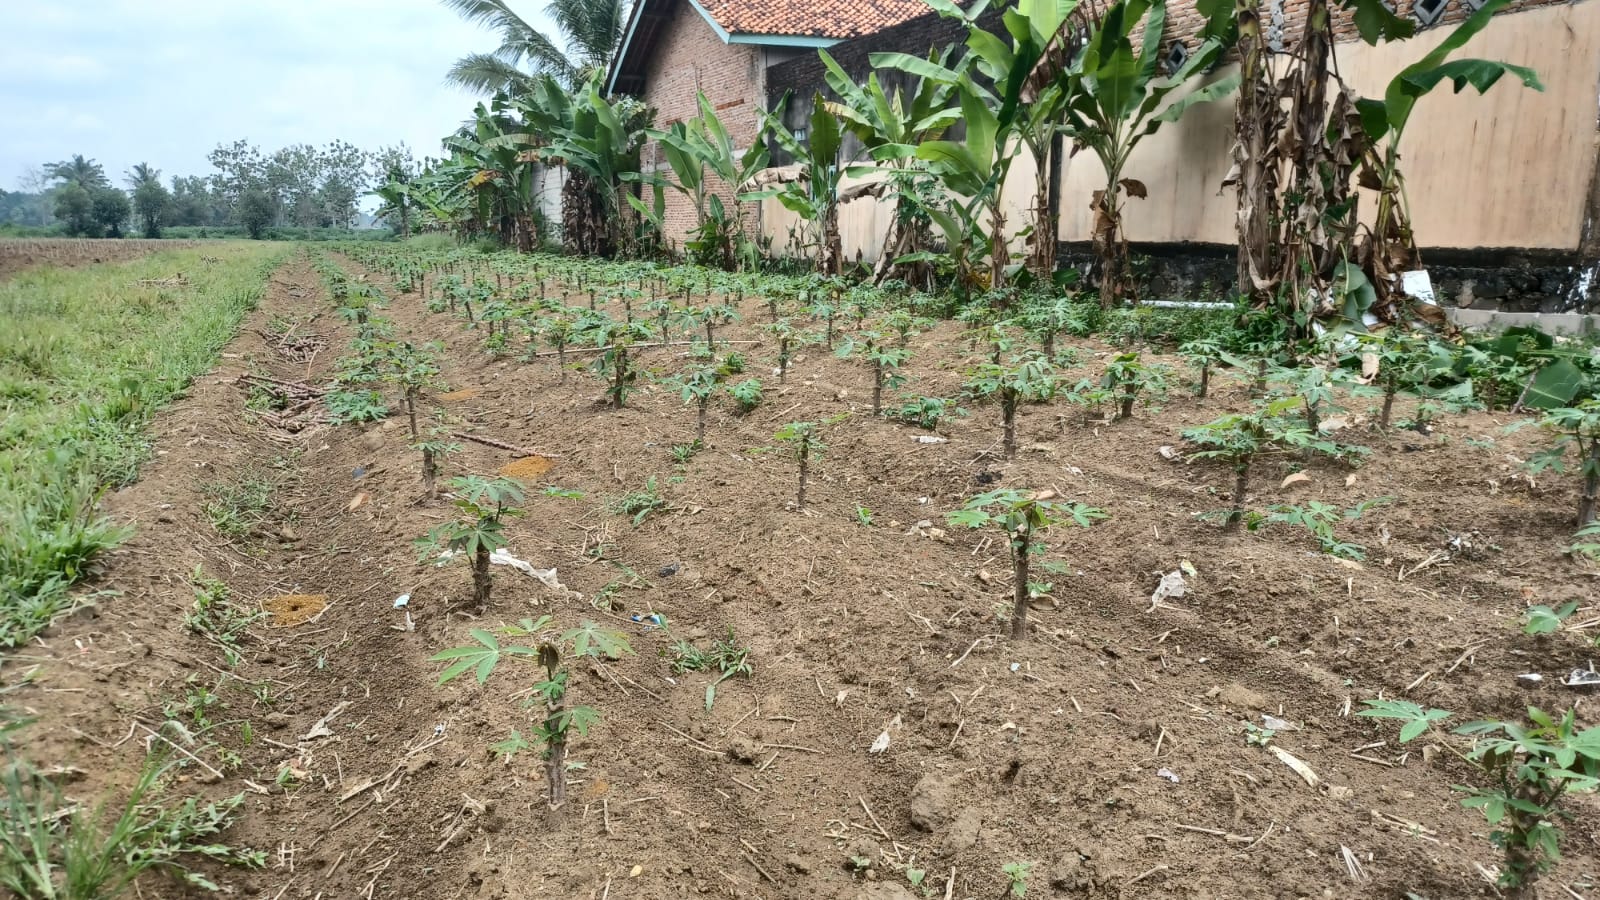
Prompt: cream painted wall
<box><xmin>1062</xmin><ymin>0</ymin><xmax>1600</xmax><ymax>251</ymax></box>
<box><xmin>764</xmin><ymin>0</ymin><xmax>1600</xmax><ymax>262</ymax></box>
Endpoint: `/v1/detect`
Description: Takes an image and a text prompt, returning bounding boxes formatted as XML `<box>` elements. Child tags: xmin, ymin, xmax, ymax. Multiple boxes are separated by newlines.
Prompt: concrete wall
<box><xmin>1062</xmin><ymin>0</ymin><xmax>1600</xmax><ymax>252</ymax></box>
<box><xmin>532</xmin><ymin>163</ymin><xmax>565</xmax><ymax>245</ymax></box>
<box><xmin>756</xmin><ymin>0</ymin><xmax>1600</xmax><ymax>304</ymax></box>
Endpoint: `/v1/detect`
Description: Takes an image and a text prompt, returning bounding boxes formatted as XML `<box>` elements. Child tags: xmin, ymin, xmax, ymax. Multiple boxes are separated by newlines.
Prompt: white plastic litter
<box><xmin>1156</xmin><ymin>768</ymin><xmax>1181</xmax><ymax>784</ymax></box>
<box><xmin>915</xmin><ymin>436</ymin><xmax>948</xmax><ymax>444</ymax></box>
<box><xmin>1149</xmin><ymin>570</ymin><xmax>1187</xmax><ymax>610</ymax></box>
<box><xmin>1401</xmin><ymin>269</ymin><xmax>1436</xmax><ymax>304</ymax></box>
<box><xmin>393</xmin><ymin>593</ymin><xmax>410</xmax><ymax>609</ymax></box>
<box><xmin>1562</xmin><ymin>668</ymin><xmax>1600</xmax><ymax>689</ymax></box>
<box><xmin>488</xmin><ymin>549</ymin><xmax>581</xmax><ymax>598</ymax></box>
<box><xmin>869</xmin><ymin>713</ymin><xmax>902</xmax><ymax>754</ymax></box>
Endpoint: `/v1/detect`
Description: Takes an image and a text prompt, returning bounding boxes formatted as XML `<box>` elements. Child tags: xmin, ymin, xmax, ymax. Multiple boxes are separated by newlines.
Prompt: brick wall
<box><xmin>765</xmin><ymin>0</ymin><xmax>1564</xmax><ymax>106</ymax></box>
<box><xmin>1153</xmin><ymin>0</ymin><xmax>1565</xmax><ymax>59</ymax></box>
<box><xmin>640</xmin><ymin>1</ymin><xmax>766</xmax><ymax>250</ymax></box>
<box><xmin>765</xmin><ymin>5</ymin><xmax>1008</xmax><ymax>159</ymax></box>
<box><xmin>765</xmin><ymin>6</ymin><xmax>999</xmax><ymax>100</ymax></box>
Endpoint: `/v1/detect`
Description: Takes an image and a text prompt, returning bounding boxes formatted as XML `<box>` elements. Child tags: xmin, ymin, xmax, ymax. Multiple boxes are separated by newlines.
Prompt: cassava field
<box><xmin>5</xmin><ymin>242</ymin><xmax>1599</xmax><ymax>900</ymax></box>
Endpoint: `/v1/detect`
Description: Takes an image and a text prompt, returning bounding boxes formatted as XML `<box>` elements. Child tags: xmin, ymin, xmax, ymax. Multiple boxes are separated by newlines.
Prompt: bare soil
<box><xmin>19</xmin><ymin>255</ymin><xmax>1600</xmax><ymax>900</ymax></box>
<box><xmin>0</xmin><ymin>238</ymin><xmax>209</xmax><ymax>280</ymax></box>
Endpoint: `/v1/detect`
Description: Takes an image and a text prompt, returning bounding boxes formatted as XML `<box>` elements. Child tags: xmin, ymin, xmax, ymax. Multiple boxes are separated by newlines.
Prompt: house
<box><xmin>605</xmin><ymin>0</ymin><xmax>933</xmax><ymax>246</ymax></box>
<box><xmin>760</xmin><ymin>0</ymin><xmax>1600</xmax><ymax>313</ymax></box>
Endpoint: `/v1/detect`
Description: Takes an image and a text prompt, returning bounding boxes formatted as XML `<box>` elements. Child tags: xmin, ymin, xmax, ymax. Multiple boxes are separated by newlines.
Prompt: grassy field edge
<box><xmin>0</xmin><ymin>243</ymin><xmax>290</xmax><ymax>647</ymax></box>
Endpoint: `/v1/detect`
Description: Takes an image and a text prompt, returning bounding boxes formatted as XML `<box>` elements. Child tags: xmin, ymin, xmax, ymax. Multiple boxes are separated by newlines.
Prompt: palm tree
<box><xmin>125</xmin><ymin>162</ymin><xmax>162</xmax><ymax>190</ymax></box>
<box><xmin>48</xmin><ymin>155</ymin><xmax>109</xmax><ymax>190</ymax></box>
<box><xmin>441</xmin><ymin>0</ymin><xmax>628</xmax><ymax>94</ymax></box>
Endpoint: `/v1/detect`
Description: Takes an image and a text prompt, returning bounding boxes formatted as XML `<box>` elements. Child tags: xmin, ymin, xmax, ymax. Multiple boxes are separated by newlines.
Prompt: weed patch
<box><xmin>0</xmin><ymin>244</ymin><xmax>285</xmax><ymax>646</ymax></box>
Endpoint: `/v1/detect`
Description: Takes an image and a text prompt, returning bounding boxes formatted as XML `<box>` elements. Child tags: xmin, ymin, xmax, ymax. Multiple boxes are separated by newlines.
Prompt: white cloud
<box><xmin>0</xmin><ymin>51</ymin><xmax>108</xmax><ymax>83</ymax></box>
<box><xmin>0</xmin><ymin>0</ymin><xmax>561</xmax><ymax>188</ymax></box>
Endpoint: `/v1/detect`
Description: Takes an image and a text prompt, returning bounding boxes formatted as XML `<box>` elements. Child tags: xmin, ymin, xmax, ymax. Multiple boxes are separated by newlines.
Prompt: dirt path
<box><xmin>18</xmin><ymin>256</ymin><xmax>453</xmax><ymax>898</ymax></box>
<box><xmin>20</xmin><ymin>252</ymin><xmax>1600</xmax><ymax>899</ymax></box>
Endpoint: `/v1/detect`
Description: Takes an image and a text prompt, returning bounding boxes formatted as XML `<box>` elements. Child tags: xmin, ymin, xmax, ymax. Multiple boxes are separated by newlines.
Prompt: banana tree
<box><xmin>503</xmin><ymin>74</ymin><xmax>651</xmax><ymax>258</ymax></box>
<box><xmin>752</xmin><ymin>93</ymin><xmax>846</xmax><ymax>275</ymax></box>
<box><xmin>408</xmin><ymin>161</ymin><xmax>476</xmax><ymax>236</ymax></box>
<box><xmin>878</xmin><ymin>0</ymin><xmax>1084</xmax><ymax>292</ymax></box>
<box><xmin>623</xmin><ymin>180</ymin><xmax>670</xmax><ymax>260</ymax></box>
<box><xmin>1015</xmin><ymin>81</ymin><xmax>1070</xmax><ymax>280</ymax></box>
<box><xmin>1230</xmin><ymin>0</ymin><xmax>1422</xmax><ymax>338</ymax></box>
<box><xmin>370</xmin><ymin>167</ymin><xmax>415</xmax><ymax>239</ymax></box>
<box><xmin>648</xmin><ymin>93</ymin><xmax>769</xmax><ymax>270</ymax></box>
<box><xmin>819</xmin><ymin>47</ymin><xmax>961</xmax><ymax>285</ymax></box>
<box><xmin>443</xmin><ymin>101</ymin><xmax>541</xmax><ymax>250</ymax></box>
<box><xmin>1351</xmin><ymin>0</ymin><xmax>1540</xmax><ymax>321</ymax></box>
<box><xmin>1058</xmin><ymin>0</ymin><xmax>1238</xmax><ymax>307</ymax></box>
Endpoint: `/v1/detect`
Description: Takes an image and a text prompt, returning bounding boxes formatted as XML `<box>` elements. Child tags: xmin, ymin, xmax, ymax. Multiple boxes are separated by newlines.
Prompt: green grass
<box><xmin>0</xmin><ymin>243</ymin><xmax>286</xmax><ymax>647</ymax></box>
<box><xmin>0</xmin><ymin>740</ymin><xmax>266</xmax><ymax>897</ymax></box>
<box><xmin>199</xmin><ymin>470</ymin><xmax>278</xmax><ymax>540</ymax></box>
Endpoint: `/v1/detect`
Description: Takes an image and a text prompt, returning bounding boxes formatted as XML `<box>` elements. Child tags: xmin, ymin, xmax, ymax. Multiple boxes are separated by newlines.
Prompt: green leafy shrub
<box><xmin>324</xmin><ymin>389</ymin><xmax>388</xmax><ymax>424</ymax></box>
<box><xmin>433</xmin><ymin>618</ymin><xmax>632</xmax><ymax>807</ymax></box>
<box><xmin>417</xmin><ymin>476</ymin><xmax>525</xmax><ymax>607</ymax></box>
<box><xmin>1359</xmin><ymin>701</ymin><xmax>1600</xmax><ymax>897</ymax></box>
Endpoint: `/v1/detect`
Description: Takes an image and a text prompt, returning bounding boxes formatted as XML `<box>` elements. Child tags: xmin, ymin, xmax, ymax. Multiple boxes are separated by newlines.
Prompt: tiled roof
<box><xmin>608</xmin><ymin>0</ymin><xmax>942</xmax><ymax>95</ymax></box>
<box><xmin>697</xmin><ymin>0</ymin><xmax>931</xmax><ymax>38</ymax></box>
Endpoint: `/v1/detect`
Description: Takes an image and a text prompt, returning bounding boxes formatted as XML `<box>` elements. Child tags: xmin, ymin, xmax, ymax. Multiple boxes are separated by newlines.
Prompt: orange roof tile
<box><xmin>697</xmin><ymin>0</ymin><xmax>932</xmax><ymax>39</ymax></box>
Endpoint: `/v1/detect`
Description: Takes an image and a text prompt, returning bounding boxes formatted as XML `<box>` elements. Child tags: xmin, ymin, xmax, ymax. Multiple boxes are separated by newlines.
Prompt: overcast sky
<box><xmin>0</xmin><ymin>0</ymin><xmax>560</xmax><ymax>190</ymax></box>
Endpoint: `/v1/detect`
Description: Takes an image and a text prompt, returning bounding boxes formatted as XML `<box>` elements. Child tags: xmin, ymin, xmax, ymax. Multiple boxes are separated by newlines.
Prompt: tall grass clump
<box><xmin>0</xmin><ymin>711</ymin><xmax>264</xmax><ymax>897</ymax></box>
<box><xmin>0</xmin><ymin>244</ymin><xmax>285</xmax><ymax>646</ymax></box>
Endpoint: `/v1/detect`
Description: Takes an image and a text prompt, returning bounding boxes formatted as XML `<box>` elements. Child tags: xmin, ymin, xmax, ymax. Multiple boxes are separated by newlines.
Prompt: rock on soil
<box><xmin>853</xmin><ymin>884</ymin><xmax>917</xmax><ymax>900</ymax></box>
<box><xmin>908</xmin><ymin>771</ymin><xmax>960</xmax><ymax>831</ymax></box>
<box><xmin>1212</xmin><ymin>682</ymin><xmax>1268</xmax><ymax>711</ymax></box>
<box><xmin>1049</xmin><ymin>851</ymin><xmax>1092</xmax><ymax>892</ymax></box>
<box><xmin>943</xmin><ymin>807</ymin><xmax>981</xmax><ymax>853</ymax></box>
<box><xmin>727</xmin><ymin>734</ymin><xmax>761</xmax><ymax>763</ymax></box>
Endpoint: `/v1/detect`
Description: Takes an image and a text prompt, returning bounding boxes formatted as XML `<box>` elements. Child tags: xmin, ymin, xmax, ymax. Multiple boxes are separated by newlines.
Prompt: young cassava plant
<box><xmin>836</xmin><ymin>331</ymin><xmax>909</xmax><ymax>415</ymax></box>
<box><xmin>1527</xmin><ymin>400</ymin><xmax>1600</xmax><ymax>526</ymax></box>
<box><xmin>1178</xmin><ymin>337</ymin><xmax>1224</xmax><ymax>399</ymax></box>
<box><xmin>410</xmin><ymin>427</ymin><xmax>461</xmax><ymax>497</ymax></box>
<box><xmin>762</xmin><ymin>318</ymin><xmax>814</xmax><ymax>383</ymax></box>
<box><xmin>776</xmin><ymin>421</ymin><xmax>826</xmax><ymax>510</ymax></box>
<box><xmin>1182</xmin><ymin>398</ymin><xmax>1346</xmax><ymax>531</ymax></box>
<box><xmin>946</xmin><ymin>489</ymin><xmax>1106</xmax><ymax>640</ymax></box>
<box><xmin>432</xmin><ymin>617</ymin><xmax>633</xmax><ymax>808</ymax></box>
<box><xmin>417</xmin><ymin>476</ymin><xmax>525</xmax><ymax>607</ymax></box>
<box><xmin>380</xmin><ymin>340</ymin><xmax>445</xmax><ymax>442</ymax></box>
<box><xmin>1359</xmin><ymin>330</ymin><xmax>1447</xmax><ymax>429</ymax></box>
<box><xmin>963</xmin><ymin>354</ymin><xmax>1057</xmax><ymax>459</ymax></box>
<box><xmin>667</xmin><ymin>364</ymin><xmax>722</xmax><ymax>442</ymax></box>
<box><xmin>1102</xmin><ymin>352</ymin><xmax>1169</xmax><ymax>421</ymax></box>
<box><xmin>1358</xmin><ymin>700</ymin><xmax>1600</xmax><ymax>899</ymax></box>
<box><xmin>533</xmin><ymin>309</ymin><xmax>579</xmax><ymax>382</ymax></box>
<box><xmin>586</xmin><ymin>316</ymin><xmax>654</xmax><ymax>408</ymax></box>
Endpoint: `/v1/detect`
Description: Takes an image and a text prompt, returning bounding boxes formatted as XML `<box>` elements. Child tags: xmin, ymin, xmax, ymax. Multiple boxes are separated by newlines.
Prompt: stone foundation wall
<box><xmin>1058</xmin><ymin>242</ymin><xmax>1600</xmax><ymax>318</ymax></box>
